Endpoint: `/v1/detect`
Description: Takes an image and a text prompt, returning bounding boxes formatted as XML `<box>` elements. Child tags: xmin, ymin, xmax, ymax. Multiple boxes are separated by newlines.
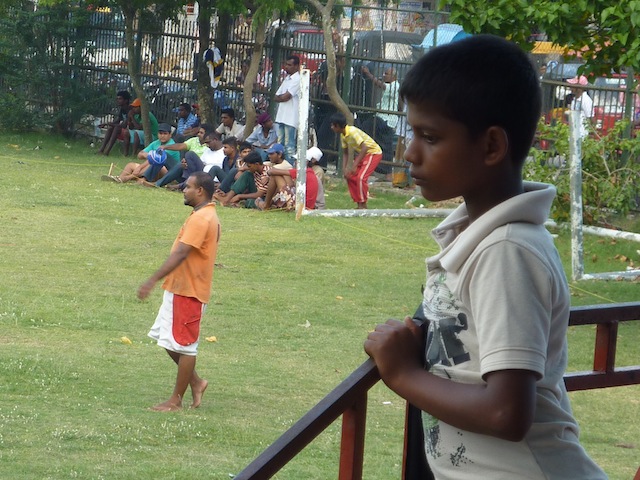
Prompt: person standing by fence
<box><xmin>274</xmin><ymin>55</ymin><xmax>301</xmax><ymax>161</ymax></box>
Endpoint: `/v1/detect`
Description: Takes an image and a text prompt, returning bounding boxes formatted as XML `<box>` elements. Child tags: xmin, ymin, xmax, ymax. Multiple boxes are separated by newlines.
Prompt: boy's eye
<box><xmin>418</xmin><ymin>131</ymin><xmax>438</xmax><ymax>143</ymax></box>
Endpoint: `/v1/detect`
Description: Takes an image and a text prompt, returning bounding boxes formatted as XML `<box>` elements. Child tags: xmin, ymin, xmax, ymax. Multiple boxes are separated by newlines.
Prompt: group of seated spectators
<box><xmin>101</xmin><ymin>120</ymin><xmax>326</xmax><ymax>211</ymax></box>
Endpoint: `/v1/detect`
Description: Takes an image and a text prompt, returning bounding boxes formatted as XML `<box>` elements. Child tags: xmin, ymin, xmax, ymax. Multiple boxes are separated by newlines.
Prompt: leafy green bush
<box><xmin>527</xmin><ymin>119</ymin><xmax>640</xmax><ymax>224</ymax></box>
<box><xmin>0</xmin><ymin>3</ymin><xmax>110</xmax><ymax>134</ymax></box>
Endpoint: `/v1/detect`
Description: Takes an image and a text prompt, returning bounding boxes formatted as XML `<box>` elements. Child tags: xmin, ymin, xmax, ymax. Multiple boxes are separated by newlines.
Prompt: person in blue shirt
<box><xmin>174</xmin><ymin>103</ymin><xmax>199</xmax><ymax>142</ymax></box>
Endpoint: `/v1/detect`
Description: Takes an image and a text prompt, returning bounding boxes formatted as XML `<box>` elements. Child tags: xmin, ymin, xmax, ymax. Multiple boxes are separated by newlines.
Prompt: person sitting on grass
<box><xmin>264</xmin><ymin>143</ymin><xmax>292</xmax><ymax>170</ymax></box>
<box><xmin>207</xmin><ymin>136</ymin><xmax>239</xmax><ymax>184</ymax></box>
<box><xmin>152</xmin><ymin>125</ymin><xmax>214</xmax><ymax>189</ymax></box>
<box><xmin>213</xmin><ymin>151</ymin><xmax>269</xmax><ymax>208</ymax></box>
<box><xmin>216</xmin><ymin>107</ymin><xmax>245</xmax><ymax>141</ymax></box>
<box><xmin>123</xmin><ymin>98</ymin><xmax>159</xmax><ymax>157</ymax></box>
<box><xmin>329</xmin><ymin>112</ymin><xmax>382</xmax><ymax>209</ymax></box>
<box><xmin>213</xmin><ymin>141</ymin><xmax>253</xmax><ymax>194</ymax></box>
<box><xmin>256</xmin><ymin>156</ymin><xmax>319</xmax><ymax>211</ymax></box>
<box><xmin>244</xmin><ymin>112</ymin><xmax>278</xmax><ymax>160</ymax></box>
<box><xmin>97</xmin><ymin>90</ymin><xmax>131</xmax><ymax>156</ymax></box>
<box><xmin>173</xmin><ymin>102</ymin><xmax>199</xmax><ymax>142</ymax></box>
<box><xmin>363</xmin><ymin>35</ymin><xmax>607</xmax><ymax>479</ymax></box>
<box><xmin>103</xmin><ymin>123</ymin><xmax>180</xmax><ymax>184</ymax></box>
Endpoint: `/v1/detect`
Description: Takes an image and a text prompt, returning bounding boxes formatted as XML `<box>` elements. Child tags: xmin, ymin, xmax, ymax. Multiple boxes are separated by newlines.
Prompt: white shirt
<box><xmin>571</xmin><ymin>91</ymin><xmax>594</xmax><ymax>139</ymax></box>
<box><xmin>275</xmin><ymin>71</ymin><xmax>301</xmax><ymax>128</ymax></box>
<box><xmin>216</xmin><ymin>121</ymin><xmax>245</xmax><ymax>141</ymax></box>
<box><xmin>201</xmin><ymin>147</ymin><xmax>225</xmax><ymax>173</ymax></box>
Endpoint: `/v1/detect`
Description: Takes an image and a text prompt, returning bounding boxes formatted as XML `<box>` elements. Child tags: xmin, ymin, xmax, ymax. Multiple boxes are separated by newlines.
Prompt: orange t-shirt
<box><xmin>162</xmin><ymin>203</ymin><xmax>220</xmax><ymax>303</ymax></box>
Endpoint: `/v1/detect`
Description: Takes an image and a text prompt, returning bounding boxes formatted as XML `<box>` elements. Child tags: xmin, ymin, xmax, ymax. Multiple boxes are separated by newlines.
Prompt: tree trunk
<box><xmin>242</xmin><ymin>19</ymin><xmax>267</xmax><ymax>139</ymax></box>
<box><xmin>196</xmin><ymin>0</ymin><xmax>215</xmax><ymax>125</ymax></box>
<box><xmin>306</xmin><ymin>0</ymin><xmax>353</xmax><ymax>124</ymax></box>
<box><xmin>123</xmin><ymin>6</ymin><xmax>152</xmax><ymax>143</ymax></box>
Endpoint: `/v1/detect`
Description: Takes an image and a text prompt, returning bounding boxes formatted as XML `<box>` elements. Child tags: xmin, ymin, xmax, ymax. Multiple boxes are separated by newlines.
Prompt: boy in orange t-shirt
<box><xmin>138</xmin><ymin>172</ymin><xmax>220</xmax><ymax>412</ymax></box>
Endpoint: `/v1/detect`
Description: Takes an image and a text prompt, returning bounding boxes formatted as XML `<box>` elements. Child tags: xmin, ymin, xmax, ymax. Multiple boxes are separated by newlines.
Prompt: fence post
<box><xmin>568</xmin><ymin>109</ymin><xmax>584</xmax><ymax>282</ymax></box>
<box><xmin>338</xmin><ymin>392</ymin><xmax>368</xmax><ymax>480</ymax></box>
<box><xmin>295</xmin><ymin>69</ymin><xmax>310</xmax><ymax>219</ymax></box>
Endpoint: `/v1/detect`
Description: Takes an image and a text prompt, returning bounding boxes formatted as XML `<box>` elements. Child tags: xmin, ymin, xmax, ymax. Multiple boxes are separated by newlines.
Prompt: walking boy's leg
<box><xmin>152</xmin><ymin>350</ymin><xmax>208</xmax><ymax>411</ymax></box>
<box><xmin>351</xmin><ymin>154</ymin><xmax>382</xmax><ymax>208</ymax></box>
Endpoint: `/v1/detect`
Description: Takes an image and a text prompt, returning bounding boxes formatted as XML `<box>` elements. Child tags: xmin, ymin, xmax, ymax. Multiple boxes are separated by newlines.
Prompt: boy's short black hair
<box><xmin>179</xmin><ymin>102</ymin><xmax>191</xmax><ymax>112</ymax></box>
<box><xmin>287</xmin><ymin>55</ymin><xmax>300</xmax><ymax>66</ymax></box>
<box><xmin>238</xmin><ymin>141</ymin><xmax>253</xmax><ymax>151</ymax></box>
<box><xmin>400</xmin><ymin>35</ymin><xmax>541</xmax><ymax>164</ymax></box>
<box><xmin>117</xmin><ymin>90</ymin><xmax>131</xmax><ymax>101</ymax></box>
<box><xmin>190</xmin><ymin>171</ymin><xmax>216</xmax><ymax>198</ymax></box>
<box><xmin>243</xmin><ymin>151</ymin><xmax>263</xmax><ymax>164</ymax></box>
<box><xmin>200</xmin><ymin>123</ymin><xmax>214</xmax><ymax>136</ymax></box>
<box><xmin>222</xmin><ymin>136</ymin><xmax>237</xmax><ymax>148</ymax></box>
<box><xmin>329</xmin><ymin>112</ymin><xmax>347</xmax><ymax>129</ymax></box>
<box><xmin>220</xmin><ymin>107</ymin><xmax>235</xmax><ymax>119</ymax></box>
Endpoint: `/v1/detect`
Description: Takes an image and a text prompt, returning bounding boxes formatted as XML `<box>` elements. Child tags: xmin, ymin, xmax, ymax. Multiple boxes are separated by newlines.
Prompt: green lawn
<box><xmin>0</xmin><ymin>132</ymin><xmax>638</xmax><ymax>479</ymax></box>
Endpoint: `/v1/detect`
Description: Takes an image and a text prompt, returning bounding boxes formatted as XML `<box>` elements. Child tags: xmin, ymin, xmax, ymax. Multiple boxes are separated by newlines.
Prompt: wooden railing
<box><xmin>234</xmin><ymin>302</ymin><xmax>640</xmax><ymax>480</ymax></box>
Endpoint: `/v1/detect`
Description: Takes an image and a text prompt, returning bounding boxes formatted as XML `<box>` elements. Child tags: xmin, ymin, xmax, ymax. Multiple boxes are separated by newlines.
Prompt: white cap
<box><xmin>305</xmin><ymin>146</ymin><xmax>323</xmax><ymax>162</ymax></box>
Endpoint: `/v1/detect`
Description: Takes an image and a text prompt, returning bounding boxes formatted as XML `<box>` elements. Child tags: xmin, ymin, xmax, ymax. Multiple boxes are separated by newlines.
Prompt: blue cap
<box><xmin>266</xmin><ymin>143</ymin><xmax>284</xmax><ymax>154</ymax></box>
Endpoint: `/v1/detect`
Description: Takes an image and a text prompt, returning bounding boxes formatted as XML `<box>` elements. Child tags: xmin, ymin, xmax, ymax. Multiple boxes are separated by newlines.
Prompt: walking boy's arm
<box><xmin>365</xmin><ymin>318</ymin><xmax>537</xmax><ymax>442</ymax></box>
<box><xmin>137</xmin><ymin>242</ymin><xmax>193</xmax><ymax>299</ymax></box>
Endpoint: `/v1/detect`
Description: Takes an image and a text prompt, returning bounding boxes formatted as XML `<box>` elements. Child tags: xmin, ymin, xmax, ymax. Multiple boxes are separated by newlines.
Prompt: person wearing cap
<box><xmin>138</xmin><ymin>123</ymin><xmax>183</xmax><ymax>185</ymax></box>
<box><xmin>213</xmin><ymin>151</ymin><xmax>270</xmax><ymax>208</ymax></box>
<box><xmin>567</xmin><ymin>75</ymin><xmax>594</xmax><ymax>139</ymax></box>
<box><xmin>174</xmin><ymin>103</ymin><xmax>199</xmax><ymax>142</ymax></box>
<box><xmin>153</xmin><ymin>125</ymin><xmax>217</xmax><ymax>189</ymax></box>
<box><xmin>305</xmin><ymin>146</ymin><xmax>325</xmax><ymax>183</ymax></box>
<box><xmin>244</xmin><ymin>112</ymin><xmax>278</xmax><ymax>160</ymax></box>
<box><xmin>265</xmin><ymin>143</ymin><xmax>293</xmax><ymax>170</ymax></box>
<box><xmin>216</xmin><ymin>108</ymin><xmax>245</xmax><ymax>141</ymax></box>
<box><xmin>123</xmin><ymin>98</ymin><xmax>159</xmax><ymax>156</ymax></box>
<box><xmin>274</xmin><ymin>55</ymin><xmax>301</xmax><ymax>160</ymax></box>
<box><xmin>256</xmin><ymin>154</ymin><xmax>320</xmax><ymax>211</ymax></box>
<box><xmin>102</xmin><ymin>123</ymin><xmax>179</xmax><ymax>184</ymax></box>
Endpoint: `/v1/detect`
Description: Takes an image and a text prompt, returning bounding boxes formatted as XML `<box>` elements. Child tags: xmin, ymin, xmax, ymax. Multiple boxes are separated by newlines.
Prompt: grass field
<box><xmin>0</xmin><ymin>132</ymin><xmax>638</xmax><ymax>479</ymax></box>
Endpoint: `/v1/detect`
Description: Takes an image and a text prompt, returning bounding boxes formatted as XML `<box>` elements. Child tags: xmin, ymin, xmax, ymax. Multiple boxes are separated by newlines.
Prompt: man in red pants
<box><xmin>330</xmin><ymin>112</ymin><xmax>383</xmax><ymax>209</ymax></box>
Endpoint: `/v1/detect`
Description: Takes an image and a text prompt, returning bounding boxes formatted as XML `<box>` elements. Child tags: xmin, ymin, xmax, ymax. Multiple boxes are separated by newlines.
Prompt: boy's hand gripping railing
<box><xmin>235</xmin><ymin>301</ymin><xmax>640</xmax><ymax>479</ymax></box>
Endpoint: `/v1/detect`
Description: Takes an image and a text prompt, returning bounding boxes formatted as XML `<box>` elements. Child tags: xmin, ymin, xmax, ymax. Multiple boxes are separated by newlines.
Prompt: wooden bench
<box><xmin>235</xmin><ymin>302</ymin><xmax>640</xmax><ymax>479</ymax></box>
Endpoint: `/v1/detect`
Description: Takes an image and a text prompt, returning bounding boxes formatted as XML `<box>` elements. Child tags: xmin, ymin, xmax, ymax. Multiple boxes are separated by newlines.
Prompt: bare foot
<box><xmin>150</xmin><ymin>400</ymin><xmax>182</xmax><ymax>412</ymax></box>
<box><xmin>212</xmin><ymin>193</ymin><xmax>226</xmax><ymax>205</ymax></box>
<box><xmin>191</xmin><ymin>379</ymin><xmax>208</xmax><ymax>409</ymax></box>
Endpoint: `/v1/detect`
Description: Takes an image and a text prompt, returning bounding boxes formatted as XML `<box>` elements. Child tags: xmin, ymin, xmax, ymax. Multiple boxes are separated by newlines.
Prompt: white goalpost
<box><xmin>294</xmin><ymin>74</ymin><xmax>639</xmax><ymax>281</ymax></box>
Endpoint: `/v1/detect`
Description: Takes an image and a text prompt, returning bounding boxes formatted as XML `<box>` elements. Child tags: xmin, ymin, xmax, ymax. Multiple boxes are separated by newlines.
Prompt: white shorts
<box><xmin>147</xmin><ymin>290</ymin><xmax>206</xmax><ymax>356</ymax></box>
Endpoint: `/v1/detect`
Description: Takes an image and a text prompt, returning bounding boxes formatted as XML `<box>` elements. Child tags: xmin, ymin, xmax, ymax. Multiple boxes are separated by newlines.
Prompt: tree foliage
<box><xmin>0</xmin><ymin>2</ymin><xmax>110</xmax><ymax>132</ymax></box>
<box><xmin>444</xmin><ymin>0</ymin><xmax>640</xmax><ymax>74</ymax></box>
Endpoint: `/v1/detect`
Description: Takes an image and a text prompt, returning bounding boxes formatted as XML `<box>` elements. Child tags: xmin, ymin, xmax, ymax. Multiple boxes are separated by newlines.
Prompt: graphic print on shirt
<box><xmin>421</xmin><ymin>270</ymin><xmax>472</xmax><ymax>468</ymax></box>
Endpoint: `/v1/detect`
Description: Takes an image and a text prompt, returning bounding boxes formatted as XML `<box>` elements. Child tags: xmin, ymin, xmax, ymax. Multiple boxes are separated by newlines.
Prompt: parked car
<box><xmin>275</xmin><ymin>21</ymin><xmax>326</xmax><ymax>73</ymax></box>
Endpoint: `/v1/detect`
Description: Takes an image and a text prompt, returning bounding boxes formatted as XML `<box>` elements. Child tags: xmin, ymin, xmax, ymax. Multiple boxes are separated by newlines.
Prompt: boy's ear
<box><xmin>483</xmin><ymin>126</ymin><xmax>509</xmax><ymax>166</ymax></box>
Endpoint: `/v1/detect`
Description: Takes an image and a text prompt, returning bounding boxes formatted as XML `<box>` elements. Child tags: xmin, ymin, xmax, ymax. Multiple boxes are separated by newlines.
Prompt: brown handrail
<box><xmin>235</xmin><ymin>302</ymin><xmax>640</xmax><ymax>479</ymax></box>
<box><xmin>234</xmin><ymin>359</ymin><xmax>380</xmax><ymax>480</ymax></box>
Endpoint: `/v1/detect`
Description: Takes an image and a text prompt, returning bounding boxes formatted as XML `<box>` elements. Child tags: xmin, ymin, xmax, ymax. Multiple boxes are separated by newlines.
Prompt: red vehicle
<box><xmin>281</xmin><ymin>21</ymin><xmax>325</xmax><ymax>73</ymax></box>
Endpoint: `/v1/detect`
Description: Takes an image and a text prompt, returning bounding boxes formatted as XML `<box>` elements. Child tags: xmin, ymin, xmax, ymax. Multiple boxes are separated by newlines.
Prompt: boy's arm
<box><xmin>365</xmin><ymin>318</ymin><xmax>537</xmax><ymax>442</ymax></box>
<box><xmin>137</xmin><ymin>242</ymin><xmax>193</xmax><ymax>299</ymax></box>
<box><xmin>159</xmin><ymin>142</ymin><xmax>188</xmax><ymax>152</ymax></box>
<box><xmin>268</xmin><ymin>168</ymin><xmax>290</xmax><ymax>177</ymax></box>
